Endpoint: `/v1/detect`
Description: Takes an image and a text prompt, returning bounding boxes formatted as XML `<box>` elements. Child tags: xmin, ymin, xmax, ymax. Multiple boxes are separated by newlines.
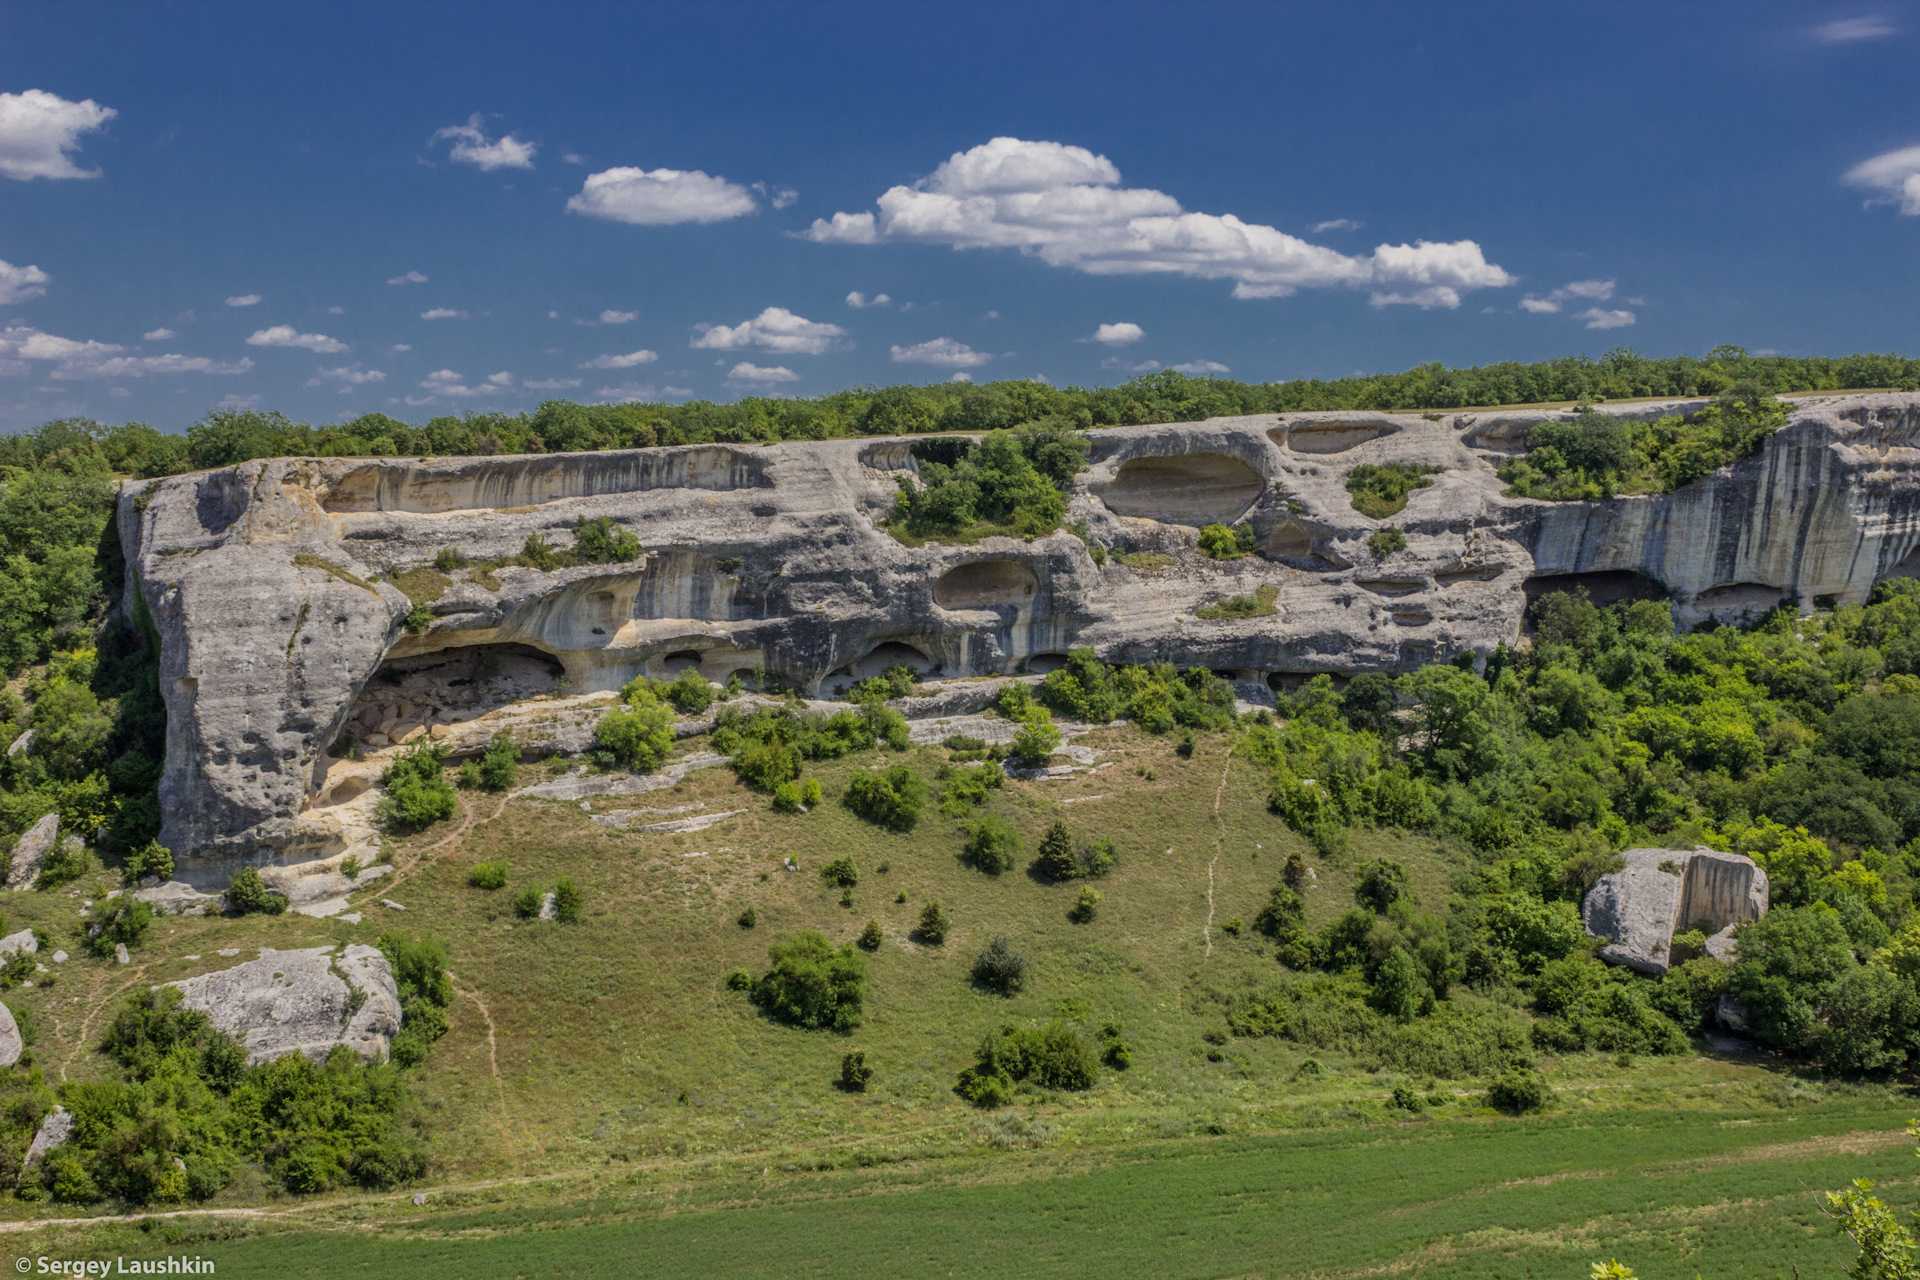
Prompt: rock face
<box><xmin>1583</xmin><ymin>847</ymin><xmax>1770</xmax><ymax>976</ymax></box>
<box><xmin>23</xmin><ymin>1106</ymin><xmax>70</xmax><ymax>1168</ymax></box>
<box><xmin>6</xmin><ymin>813</ymin><xmax>58</xmax><ymax>890</ymax></box>
<box><xmin>168</xmin><ymin>944</ymin><xmax>402</xmax><ymax>1064</ymax></box>
<box><xmin>118</xmin><ymin>394</ymin><xmax>1920</xmax><ymax>872</ymax></box>
<box><xmin>0</xmin><ymin>1001</ymin><xmax>21</xmax><ymax>1067</ymax></box>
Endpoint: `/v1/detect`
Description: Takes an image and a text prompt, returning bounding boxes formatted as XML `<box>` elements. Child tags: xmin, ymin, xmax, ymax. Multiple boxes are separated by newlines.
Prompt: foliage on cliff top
<box><xmin>889</xmin><ymin>423</ymin><xmax>1089</xmax><ymax>543</ymax></box>
<box><xmin>1500</xmin><ymin>387</ymin><xmax>1791</xmax><ymax>500</ymax></box>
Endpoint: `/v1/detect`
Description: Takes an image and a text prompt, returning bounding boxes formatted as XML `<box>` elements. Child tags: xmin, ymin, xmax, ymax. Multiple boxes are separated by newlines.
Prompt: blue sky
<box><xmin>0</xmin><ymin>0</ymin><xmax>1916</xmax><ymax>432</ymax></box>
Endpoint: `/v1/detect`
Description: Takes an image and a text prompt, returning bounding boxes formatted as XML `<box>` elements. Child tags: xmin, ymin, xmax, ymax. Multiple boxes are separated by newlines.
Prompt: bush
<box><xmin>838</xmin><ymin>1050</ymin><xmax>873</xmax><ymax>1092</ymax></box>
<box><xmin>956</xmin><ymin>1021</ymin><xmax>1098</xmax><ymax>1106</ymax></box>
<box><xmin>378</xmin><ymin>932</ymin><xmax>452</xmax><ymax>1067</ymax></box>
<box><xmin>856</xmin><ymin>920</ymin><xmax>883</xmax><ymax>951</ymax></box>
<box><xmin>378</xmin><ymin>742</ymin><xmax>457</xmax><ymax>832</ymax></box>
<box><xmin>660</xmin><ymin>669</ymin><xmax>714</xmax><ymax>715</ymax></box>
<box><xmin>1367</xmin><ymin>526</ymin><xmax>1408</xmax><ymax>559</ymax></box>
<box><xmin>972</xmin><ymin>936</ymin><xmax>1028</xmax><ymax>996</ymax></box>
<box><xmin>751</xmin><ymin>931</ymin><xmax>867</xmax><ymax>1031</ymax></box>
<box><xmin>1347</xmin><ymin>463</ymin><xmax>1439</xmax><ymax>518</ymax></box>
<box><xmin>34</xmin><ymin>838</ymin><xmax>93</xmax><ymax>890</ymax></box>
<box><xmin>594</xmin><ymin>685</ymin><xmax>674</xmax><ymax>773</ymax></box>
<box><xmin>1033</xmin><ymin>820</ymin><xmax>1118</xmax><ymax>881</ymax></box>
<box><xmin>1197</xmin><ymin>523</ymin><xmax>1253</xmax><ymax>559</ymax></box>
<box><xmin>916</xmin><ymin>902</ymin><xmax>951</xmax><ymax>945</ymax></box>
<box><xmin>737</xmin><ymin>906</ymin><xmax>757</xmax><ymax>929</ymax></box>
<box><xmin>1355</xmin><ymin>859</ymin><xmax>1408</xmax><ymax>913</ymax></box>
<box><xmin>725</xmin><ymin>968</ymin><xmax>753</xmax><ymax>991</ymax></box>
<box><xmin>963</xmin><ymin>815</ymin><xmax>1021</xmax><ymax>874</ymax></box>
<box><xmin>1486</xmin><ymin>1068</ymin><xmax>1550</xmax><ymax>1114</ymax></box>
<box><xmin>467</xmin><ymin>861</ymin><xmax>508</xmax><ymax>890</ymax></box>
<box><xmin>1009</xmin><ymin>704</ymin><xmax>1061</xmax><ymax>766</ymax></box>
<box><xmin>402</xmin><ymin>603</ymin><xmax>433</xmax><ymax>635</ymax></box>
<box><xmin>458</xmin><ymin>732</ymin><xmax>517</xmax><ymax>792</ymax></box>
<box><xmin>122</xmin><ymin>839</ymin><xmax>173</xmax><ymax>885</ymax></box>
<box><xmin>820</xmin><ymin>857</ymin><xmax>859</xmax><ymax>889</ymax></box>
<box><xmin>551</xmin><ymin>878</ymin><xmax>582</xmax><ymax>924</ymax></box>
<box><xmin>1069</xmin><ymin>886</ymin><xmax>1103</xmax><ymax>923</ymax></box>
<box><xmin>771</xmin><ymin>777</ymin><xmax>822</xmax><ymax>813</ymax></box>
<box><xmin>843</xmin><ymin>765</ymin><xmax>926</xmax><ymax>832</ymax></box>
<box><xmin>225</xmin><ymin>866</ymin><xmax>287</xmax><ymax>916</ymax></box>
<box><xmin>571</xmin><ymin>516</ymin><xmax>640</xmax><ymax>564</ymax></box>
<box><xmin>85</xmin><ymin>895</ymin><xmax>152</xmax><ymax>957</ymax></box>
<box><xmin>512</xmin><ymin>888</ymin><xmax>543</xmax><ymax>920</ymax></box>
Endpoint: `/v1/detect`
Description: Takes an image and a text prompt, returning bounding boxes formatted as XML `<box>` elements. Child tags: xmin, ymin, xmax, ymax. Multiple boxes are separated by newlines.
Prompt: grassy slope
<box><xmin>0</xmin><ymin>723</ymin><xmax>1911</xmax><ymax>1275</ymax></box>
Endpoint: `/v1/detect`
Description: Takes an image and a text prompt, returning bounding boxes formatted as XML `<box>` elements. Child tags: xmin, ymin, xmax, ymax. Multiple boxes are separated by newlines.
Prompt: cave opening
<box><xmin>343</xmin><ymin>643</ymin><xmax>566</xmax><ymax>750</ymax></box>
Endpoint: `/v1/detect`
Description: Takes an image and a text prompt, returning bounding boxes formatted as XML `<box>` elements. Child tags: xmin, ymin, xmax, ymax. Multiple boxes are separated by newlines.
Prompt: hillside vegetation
<box><xmin>1502</xmin><ymin>387</ymin><xmax>1792</xmax><ymax>499</ymax></box>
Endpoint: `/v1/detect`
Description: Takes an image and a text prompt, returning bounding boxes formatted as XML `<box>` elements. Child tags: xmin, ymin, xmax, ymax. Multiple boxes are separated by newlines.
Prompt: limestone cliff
<box><xmin>117</xmin><ymin>394</ymin><xmax>1920</xmax><ymax>871</ymax></box>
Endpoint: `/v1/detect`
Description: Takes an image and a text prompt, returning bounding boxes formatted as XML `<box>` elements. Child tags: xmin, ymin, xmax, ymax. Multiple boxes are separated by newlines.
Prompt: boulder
<box><xmin>168</xmin><ymin>944</ymin><xmax>402</xmax><ymax>1064</ymax></box>
<box><xmin>1582</xmin><ymin>847</ymin><xmax>1769</xmax><ymax>976</ymax></box>
<box><xmin>0</xmin><ymin>1001</ymin><xmax>21</xmax><ymax>1067</ymax></box>
<box><xmin>23</xmin><ymin>1106</ymin><xmax>70</xmax><ymax>1168</ymax></box>
<box><xmin>6</xmin><ymin>813</ymin><xmax>58</xmax><ymax>890</ymax></box>
<box><xmin>0</xmin><ymin>930</ymin><xmax>37</xmax><ymax>959</ymax></box>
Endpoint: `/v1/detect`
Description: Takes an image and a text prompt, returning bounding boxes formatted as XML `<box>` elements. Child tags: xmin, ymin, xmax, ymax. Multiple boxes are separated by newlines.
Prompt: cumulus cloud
<box><xmin>420</xmin><ymin>307</ymin><xmax>467</xmax><ymax>320</ymax></box>
<box><xmin>420</xmin><ymin>368</ymin><xmax>513</xmax><ymax>398</ymax></box>
<box><xmin>0</xmin><ymin>324</ymin><xmax>251</xmax><ymax>380</ymax></box>
<box><xmin>594</xmin><ymin>382</ymin><xmax>661</xmax><ymax>401</ymax></box>
<box><xmin>225</xmin><ymin>294</ymin><xmax>261</xmax><ymax>308</ymax></box>
<box><xmin>806</xmin><ymin>137</ymin><xmax>1512</xmax><ymax>308</ymax></box>
<box><xmin>1518</xmin><ymin>278</ymin><xmax>1617</xmax><ymax>315</ymax></box>
<box><xmin>949</xmin><ymin>372</ymin><xmax>973</xmax><ymax>383</ymax></box>
<box><xmin>1171</xmin><ymin>359</ymin><xmax>1231</xmax><ymax>374</ymax></box>
<box><xmin>598</xmin><ymin>309</ymin><xmax>638</xmax><ymax>325</ymax></box>
<box><xmin>1310</xmin><ymin>218</ymin><xmax>1362</xmax><ymax>233</ymax></box>
<box><xmin>889</xmin><ymin>336</ymin><xmax>990</xmax><ymax>368</ymax></box>
<box><xmin>566</xmin><ymin>166</ymin><xmax>758</xmax><ymax>225</ymax></box>
<box><xmin>245</xmin><ymin>325</ymin><xmax>347</xmax><ymax>354</ymax></box>
<box><xmin>692</xmin><ymin>306</ymin><xmax>846</xmax><ymax>355</ymax></box>
<box><xmin>726</xmin><ymin>361</ymin><xmax>799</xmax><ymax>384</ymax></box>
<box><xmin>1845</xmin><ymin>144</ymin><xmax>1920</xmax><ymax>215</ymax></box>
<box><xmin>580</xmin><ymin>349</ymin><xmax>658</xmax><ymax>369</ymax></box>
<box><xmin>386</xmin><ymin>270</ymin><xmax>429</xmax><ymax>286</ymax></box>
<box><xmin>845</xmin><ymin>290</ymin><xmax>893</xmax><ymax>309</ymax></box>
<box><xmin>432</xmin><ymin>113</ymin><xmax>536</xmax><ymax>171</ymax></box>
<box><xmin>0</xmin><ymin>90</ymin><xmax>116</xmax><ymax>181</ymax></box>
<box><xmin>326</xmin><ymin>305</ymin><xmax>346</xmax><ymax>315</ymax></box>
<box><xmin>389</xmin><ymin>343</ymin><xmax>412</xmax><ymax>353</ymax></box>
<box><xmin>1102</xmin><ymin>357</ymin><xmax>1161</xmax><ymax>373</ymax></box>
<box><xmin>141</xmin><ymin>327</ymin><xmax>174</xmax><ymax>342</ymax></box>
<box><xmin>1580</xmin><ymin>307</ymin><xmax>1636</xmax><ymax>330</ymax></box>
<box><xmin>1811</xmin><ymin>15</ymin><xmax>1897</xmax><ymax>42</ymax></box>
<box><xmin>522</xmin><ymin>376</ymin><xmax>583</xmax><ymax>390</ymax></box>
<box><xmin>756</xmin><ymin>182</ymin><xmax>799</xmax><ymax>209</ymax></box>
<box><xmin>1090</xmin><ymin>321</ymin><xmax>1144</xmax><ymax>346</ymax></box>
<box><xmin>0</xmin><ymin>259</ymin><xmax>49</xmax><ymax>305</ymax></box>
<box><xmin>308</xmin><ymin>365</ymin><xmax>385</xmax><ymax>389</ymax></box>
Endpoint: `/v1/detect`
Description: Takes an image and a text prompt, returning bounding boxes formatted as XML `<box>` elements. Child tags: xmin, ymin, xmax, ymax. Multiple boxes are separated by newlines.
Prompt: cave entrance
<box><xmin>853</xmin><ymin>640</ymin><xmax>938</xmax><ymax>679</ymax></box>
<box><xmin>1096</xmin><ymin>453</ymin><xmax>1264</xmax><ymax>526</ymax></box>
<box><xmin>1523</xmin><ymin>570</ymin><xmax>1670</xmax><ymax>612</ymax></box>
<box><xmin>1023</xmin><ymin>652</ymin><xmax>1071</xmax><ymax>674</ymax></box>
<box><xmin>934</xmin><ymin>560</ymin><xmax>1039</xmax><ymax>609</ymax></box>
<box><xmin>343</xmin><ymin>643</ymin><xmax>566</xmax><ymax>750</ymax></box>
<box><xmin>658</xmin><ymin>648</ymin><xmax>704</xmax><ymax>676</ymax></box>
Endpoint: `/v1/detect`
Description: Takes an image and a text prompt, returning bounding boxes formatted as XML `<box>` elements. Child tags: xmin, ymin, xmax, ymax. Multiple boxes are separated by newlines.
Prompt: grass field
<box><xmin>0</xmin><ymin>718</ymin><xmax>1912</xmax><ymax>1276</ymax></box>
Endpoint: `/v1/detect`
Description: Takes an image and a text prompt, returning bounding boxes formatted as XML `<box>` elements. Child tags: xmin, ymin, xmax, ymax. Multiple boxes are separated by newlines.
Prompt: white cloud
<box><xmin>0</xmin><ymin>259</ymin><xmax>49</xmax><ymax>305</ymax></box>
<box><xmin>1845</xmin><ymin>144</ymin><xmax>1920</xmax><ymax>215</ymax></box>
<box><xmin>1519</xmin><ymin>278</ymin><xmax>1617</xmax><ymax>315</ymax></box>
<box><xmin>420</xmin><ymin>368</ymin><xmax>513</xmax><ymax>398</ymax></box>
<box><xmin>1091</xmin><ymin>321</ymin><xmax>1145</xmax><ymax>346</ymax></box>
<box><xmin>562</xmin><ymin>152</ymin><xmax>587</xmax><ymax>166</ymax></box>
<box><xmin>598</xmin><ymin>309</ymin><xmax>638</xmax><ymax>325</ymax></box>
<box><xmin>1580</xmin><ymin>307</ymin><xmax>1636</xmax><ymax>330</ymax></box>
<box><xmin>806</xmin><ymin>136</ymin><xmax>1512</xmax><ymax>308</ymax></box>
<box><xmin>225</xmin><ymin>294</ymin><xmax>261</xmax><ymax>308</ymax></box>
<box><xmin>245</xmin><ymin>324</ymin><xmax>347</xmax><ymax>354</ymax></box>
<box><xmin>692</xmin><ymin>306</ymin><xmax>846</xmax><ymax>355</ymax></box>
<box><xmin>1171</xmin><ymin>359</ymin><xmax>1231</xmax><ymax>374</ymax></box>
<box><xmin>0</xmin><ymin>324</ymin><xmax>252</xmax><ymax>380</ymax></box>
<box><xmin>386</xmin><ymin>270</ymin><xmax>429</xmax><ymax>286</ymax></box>
<box><xmin>1812</xmin><ymin>15</ymin><xmax>1897</xmax><ymax>42</ymax></box>
<box><xmin>889</xmin><ymin>336</ymin><xmax>990</xmax><ymax>368</ymax></box>
<box><xmin>389</xmin><ymin>342</ymin><xmax>412</xmax><ymax>353</ymax></box>
<box><xmin>432</xmin><ymin>113</ymin><xmax>536</xmax><ymax>171</ymax></box>
<box><xmin>580</xmin><ymin>349</ymin><xmax>658</xmax><ymax>369</ymax></box>
<box><xmin>726</xmin><ymin>361</ymin><xmax>799</xmax><ymax>384</ymax></box>
<box><xmin>421</xmin><ymin>307</ymin><xmax>468</xmax><ymax>320</ymax></box>
<box><xmin>216</xmin><ymin>394</ymin><xmax>262</xmax><ymax>410</ymax></box>
<box><xmin>1103</xmin><ymin>357</ymin><xmax>1161</xmax><ymax>373</ymax></box>
<box><xmin>522</xmin><ymin>376</ymin><xmax>583</xmax><ymax>390</ymax></box>
<box><xmin>595</xmin><ymin>382</ymin><xmax>660</xmax><ymax>401</ymax></box>
<box><xmin>1310</xmin><ymin>218</ymin><xmax>1362</xmax><ymax>233</ymax></box>
<box><xmin>566</xmin><ymin>166</ymin><xmax>758</xmax><ymax>225</ymax></box>
<box><xmin>756</xmin><ymin>182</ymin><xmax>799</xmax><ymax>209</ymax></box>
<box><xmin>0</xmin><ymin>90</ymin><xmax>116</xmax><ymax>181</ymax></box>
<box><xmin>846</xmin><ymin>290</ymin><xmax>893</xmax><ymax>309</ymax></box>
<box><xmin>308</xmin><ymin>365</ymin><xmax>385</xmax><ymax>389</ymax></box>
<box><xmin>983</xmin><ymin>309</ymin><xmax>1002</xmax><ymax>320</ymax></box>
<box><xmin>141</xmin><ymin>327</ymin><xmax>174</xmax><ymax>342</ymax></box>
<box><xmin>326</xmin><ymin>305</ymin><xmax>346</xmax><ymax>315</ymax></box>
<box><xmin>949</xmin><ymin>372</ymin><xmax>973</xmax><ymax>383</ymax></box>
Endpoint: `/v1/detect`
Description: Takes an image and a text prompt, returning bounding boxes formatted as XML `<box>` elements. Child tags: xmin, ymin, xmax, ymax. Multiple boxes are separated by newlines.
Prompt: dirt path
<box><xmin>61</xmin><ymin>963</ymin><xmax>150</xmax><ymax>1082</ymax></box>
<box><xmin>1200</xmin><ymin>737</ymin><xmax>1237</xmax><ymax>958</ymax></box>
<box><xmin>380</xmin><ymin>791</ymin><xmax>509</xmax><ymax>899</ymax></box>
<box><xmin>449</xmin><ymin>974</ymin><xmax>511</xmax><ymax>1150</ymax></box>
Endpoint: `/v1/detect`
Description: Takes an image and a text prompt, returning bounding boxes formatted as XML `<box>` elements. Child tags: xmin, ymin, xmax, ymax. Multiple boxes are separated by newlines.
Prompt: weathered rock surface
<box><xmin>0</xmin><ymin>930</ymin><xmax>38</xmax><ymax>959</ymax></box>
<box><xmin>24</xmin><ymin>1106</ymin><xmax>70</xmax><ymax>1168</ymax></box>
<box><xmin>6</xmin><ymin>813</ymin><xmax>58</xmax><ymax>890</ymax></box>
<box><xmin>1583</xmin><ymin>847</ymin><xmax>1770</xmax><ymax>976</ymax></box>
<box><xmin>168</xmin><ymin>944</ymin><xmax>402</xmax><ymax>1064</ymax></box>
<box><xmin>0</xmin><ymin>1001</ymin><xmax>20</xmax><ymax>1067</ymax></box>
<box><xmin>119</xmin><ymin>394</ymin><xmax>1920</xmax><ymax>870</ymax></box>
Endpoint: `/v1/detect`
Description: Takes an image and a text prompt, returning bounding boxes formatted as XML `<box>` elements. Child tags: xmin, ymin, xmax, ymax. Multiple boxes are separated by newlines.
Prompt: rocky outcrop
<box><xmin>0</xmin><ymin>1001</ymin><xmax>21</xmax><ymax>1067</ymax></box>
<box><xmin>23</xmin><ymin>1106</ymin><xmax>70</xmax><ymax>1168</ymax></box>
<box><xmin>1583</xmin><ymin>847</ymin><xmax>1770</xmax><ymax>976</ymax></box>
<box><xmin>168</xmin><ymin>944</ymin><xmax>402</xmax><ymax>1064</ymax></box>
<box><xmin>118</xmin><ymin>394</ymin><xmax>1920</xmax><ymax>873</ymax></box>
<box><xmin>6</xmin><ymin>813</ymin><xmax>57</xmax><ymax>890</ymax></box>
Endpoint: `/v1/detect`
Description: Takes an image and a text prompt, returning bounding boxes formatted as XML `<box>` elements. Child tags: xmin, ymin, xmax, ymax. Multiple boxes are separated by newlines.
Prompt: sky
<box><xmin>0</xmin><ymin>0</ymin><xmax>1917</xmax><ymax>433</ymax></box>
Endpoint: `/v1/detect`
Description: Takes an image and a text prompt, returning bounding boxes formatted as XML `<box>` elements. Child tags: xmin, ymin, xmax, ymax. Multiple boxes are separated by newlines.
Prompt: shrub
<box><xmin>751</xmin><ymin>931</ymin><xmax>867</xmax><ymax>1031</ymax></box>
<box><xmin>838</xmin><ymin>1050</ymin><xmax>873</xmax><ymax>1092</ymax></box>
<box><xmin>1390</xmin><ymin>1084</ymin><xmax>1425</xmax><ymax>1112</ymax></box>
<box><xmin>551</xmin><ymin>878</ymin><xmax>582</xmax><ymax>924</ymax></box>
<box><xmin>1355</xmin><ymin>859</ymin><xmax>1408</xmax><ymax>913</ymax></box>
<box><xmin>956</xmin><ymin>1021</ymin><xmax>1098</xmax><ymax>1106</ymax></box>
<box><xmin>378</xmin><ymin>932</ymin><xmax>452</xmax><ymax>1067</ymax></box>
<box><xmin>512</xmin><ymin>888</ymin><xmax>543</xmax><ymax>920</ymax></box>
<box><xmin>1195</xmin><ymin>584</ymin><xmax>1279</xmax><ymax>621</ymax></box>
<box><xmin>1009</xmin><ymin>704</ymin><xmax>1061</xmax><ymax>766</ymax></box>
<box><xmin>34</xmin><ymin>838</ymin><xmax>93</xmax><ymax>890</ymax></box>
<box><xmin>1347</xmin><ymin>463</ymin><xmax>1439</xmax><ymax>518</ymax></box>
<box><xmin>1069</xmin><ymin>886</ymin><xmax>1103</xmax><ymax>923</ymax></box>
<box><xmin>520</xmin><ymin>531</ymin><xmax>562</xmax><ymax>570</ymax></box>
<box><xmin>402</xmin><ymin>603</ymin><xmax>433</xmax><ymax>635</ymax></box>
<box><xmin>1486</xmin><ymin>1068</ymin><xmax>1550</xmax><ymax>1114</ymax></box>
<box><xmin>1098</xmin><ymin>1022</ymin><xmax>1133</xmax><ymax>1069</ymax></box>
<box><xmin>843</xmin><ymin>765</ymin><xmax>926</xmax><ymax>832</ymax></box>
<box><xmin>972</xmin><ymin>936</ymin><xmax>1028</xmax><ymax>996</ymax></box>
<box><xmin>772</xmin><ymin>777</ymin><xmax>823</xmax><ymax>813</ymax></box>
<box><xmin>856</xmin><ymin>920</ymin><xmax>883</xmax><ymax>952</ymax></box>
<box><xmin>467</xmin><ymin>861</ymin><xmax>508</xmax><ymax>890</ymax></box>
<box><xmin>459</xmin><ymin>732</ymin><xmax>518</xmax><ymax>792</ymax></box>
<box><xmin>378</xmin><ymin>742</ymin><xmax>457</xmax><ymax>832</ymax></box>
<box><xmin>916</xmin><ymin>902</ymin><xmax>950</xmax><ymax>945</ymax></box>
<box><xmin>660</xmin><ymin>669</ymin><xmax>714</xmax><ymax>715</ymax></box>
<box><xmin>737</xmin><ymin>906</ymin><xmax>757</xmax><ymax>929</ymax></box>
<box><xmin>571</xmin><ymin>516</ymin><xmax>640</xmax><ymax>564</ymax></box>
<box><xmin>1367</xmin><ymin>526</ymin><xmax>1408</xmax><ymax>559</ymax></box>
<box><xmin>963</xmin><ymin>815</ymin><xmax>1021</xmax><ymax>875</ymax></box>
<box><xmin>122</xmin><ymin>839</ymin><xmax>173</xmax><ymax>885</ymax></box>
<box><xmin>725</xmin><ymin>968</ymin><xmax>753</xmax><ymax>992</ymax></box>
<box><xmin>85</xmin><ymin>895</ymin><xmax>152</xmax><ymax>958</ymax></box>
<box><xmin>820</xmin><ymin>857</ymin><xmax>859</xmax><ymax>889</ymax></box>
<box><xmin>594</xmin><ymin>685</ymin><xmax>675</xmax><ymax>773</ymax></box>
<box><xmin>938</xmin><ymin>760</ymin><xmax>1004</xmax><ymax>814</ymax></box>
<box><xmin>1197</xmin><ymin>523</ymin><xmax>1253</xmax><ymax>559</ymax></box>
<box><xmin>225</xmin><ymin>866</ymin><xmax>287</xmax><ymax>916</ymax></box>
<box><xmin>432</xmin><ymin>548</ymin><xmax>465</xmax><ymax>572</ymax></box>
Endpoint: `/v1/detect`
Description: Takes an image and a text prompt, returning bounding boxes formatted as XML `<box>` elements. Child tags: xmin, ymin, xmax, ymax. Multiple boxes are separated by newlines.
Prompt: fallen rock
<box><xmin>48</xmin><ymin>951</ymin><xmax>65</xmax><ymax>965</ymax></box>
<box><xmin>4</xmin><ymin>729</ymin><xmax>30</xmax><ymax>758</ymax></box>
<box><xmin>1583</xmin><ymin>847</ymin><xmax>1769</xmax><ymax>977</ymax></box>
<box><xmin>0</xmin><ymin>1002</ymin><xmax>21</xmax><ymax>1066</ymax></box>
<box><xmin>170</xmin><ymin>945</ymin><xmax>402</xmax><ymax>1064</ymax></box>
<box><xmin>114</xmin><ymin>943</ymin><xmax>129</xmax><ymax>966</ymax></box>
<box><xmin>0</xmin><ymin>930</ymin><xmax>38</xmax><ymax>958</ymax></box>
<box><xmin>379</xmin><ymin>898</ymin><xmax>406</xmax><ymax>912</ymax></box>
<box><xmin>135</xmin><ymin>880</ymin><xmax>223</xmax><ymax>917</ymax></box>
<box><xmin>23</xmin><ymin>1106</ymin><xmax>70</xmax><ymax>1168</ymax></box>
<box><xmin>6</xmin><ymin>813</ymin><xmax>58</xmax><ymax>890</ymax></box>
<box><xmin>538</xmin><ymin>892</ymin><xmax>557</xmax><ymax>921</ymax></box>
